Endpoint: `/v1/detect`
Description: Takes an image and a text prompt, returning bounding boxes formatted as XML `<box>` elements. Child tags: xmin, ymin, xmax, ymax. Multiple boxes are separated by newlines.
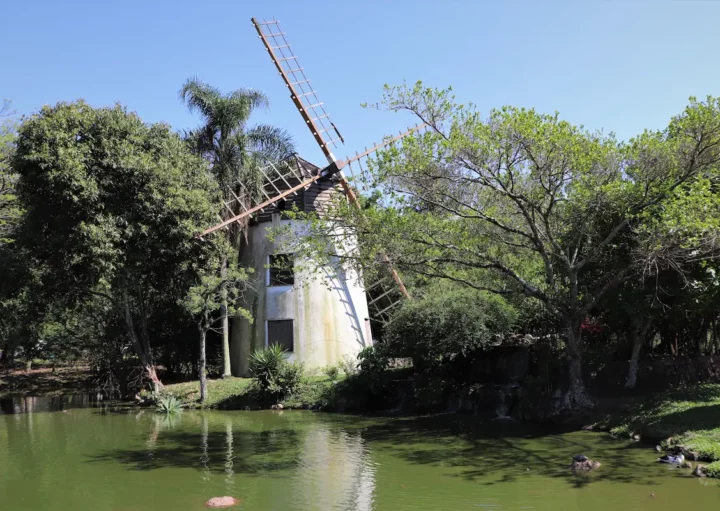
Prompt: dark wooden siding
<box><xmin>255</xmin><ymin>156</ymin><xmax>345</xmax><ymax>223</ymax></box>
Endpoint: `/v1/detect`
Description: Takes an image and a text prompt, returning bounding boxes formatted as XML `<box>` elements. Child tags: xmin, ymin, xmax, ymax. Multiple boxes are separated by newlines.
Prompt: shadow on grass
<box><xmin>616</xmin><ymin>387</ymin><xmax>720</xmax><ymax>439</ymax></box>
<box><xmin>0</xmin><ymin>365</ymin><xmax>93</xmax><ymax>396</ymax></box>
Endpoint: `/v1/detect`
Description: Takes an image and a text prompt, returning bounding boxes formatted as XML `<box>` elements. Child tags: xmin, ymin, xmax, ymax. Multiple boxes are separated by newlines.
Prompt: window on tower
<box><xmin>267</xmin><ymin>319</ymin><xmax>294</xmax><ymax>352</ymax></box>
<box><xmin>268</xmin><ymin>254</ymin><xmax>294</xmax><ymax>286</ymax></box>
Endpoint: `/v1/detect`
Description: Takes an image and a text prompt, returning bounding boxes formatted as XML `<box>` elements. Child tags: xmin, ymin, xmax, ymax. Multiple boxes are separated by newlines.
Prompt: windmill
<box><xmin>200</xmin><ymin>17</ymin><xmax>420</xmax><ymax>374</ymax></box>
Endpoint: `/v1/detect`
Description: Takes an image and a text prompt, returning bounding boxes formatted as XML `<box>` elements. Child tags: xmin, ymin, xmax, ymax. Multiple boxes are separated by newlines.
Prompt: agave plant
<box><xmin>249</xmin><ymin>344</ymin><xmax>287</xmax><ymax>390</ymax></box>
<box><xmin>156</xmin><ymin>395</ymin><xmax>183</xmax><ymax>415</ymax></box>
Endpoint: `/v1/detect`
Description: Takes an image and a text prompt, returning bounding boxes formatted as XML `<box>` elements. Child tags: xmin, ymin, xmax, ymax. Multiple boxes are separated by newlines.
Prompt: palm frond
<box><xmin>179</xmin><ymin>78</ymin><xmax>297</xmax><ymax>235</ymax></box>
<box><xmin>245</xmin><ymin>124</ymin><xmax>295</xmax><ymax>163</ymax></box>
<box><xmin>179</xmin><ymin>77</ymin><xmax>222</xmax><ymax>120</ymax></box>
<box><xmin>229</xmin><ymin>88</ymin><xmax>270</xmax><ymax>112</ymax></box>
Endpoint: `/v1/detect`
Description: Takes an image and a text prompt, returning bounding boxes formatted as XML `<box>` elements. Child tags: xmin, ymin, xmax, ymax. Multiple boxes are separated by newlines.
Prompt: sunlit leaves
<box><xmin>181</xmin><ymin>238</ymin><xmax>253</xmax><ymax>327</ymax></box>
<box><xmin>0</xmin><ymin>100</ymin><xmax>20</xmax><ymax>245</ymax></box>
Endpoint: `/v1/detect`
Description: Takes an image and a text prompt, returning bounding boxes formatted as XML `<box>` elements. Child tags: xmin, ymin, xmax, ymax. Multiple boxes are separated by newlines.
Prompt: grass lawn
<box><xmin>604</xmin><ymin>384</ymin><xmax>720</xmax><ymax>476</ymax></box>
<box><xmin>163</xmin><ymin>374</ymin><xmax>336</xmax><ymax>410</ymax></box>
<box><xmin>163</xmin><ymin>377</ymin><xmax>254</xmax><ymax>408</ymax></box>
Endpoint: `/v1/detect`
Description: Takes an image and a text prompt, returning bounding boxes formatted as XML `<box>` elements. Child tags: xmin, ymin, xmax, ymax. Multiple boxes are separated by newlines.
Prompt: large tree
<box><xmin>12</xmin><ymin>101</ymin><xmax>219</xmax><ymax>391</ymax></box>
<box><xmin>180</xmin><ymin>78</ymin><xmax>294</xmax><ymax>378</ymax></box>
<box><xmin>315</xmin><ymin>85</ymin><xmax>720</xmax><ymax>408</ymax></box>
<box><xmin>0</xmin><ymin>100</ymin><xmax>20</xmax><ymax>245</ymax></box>
<box><xmin>0</xmin><ymin>100</ymin><xmax>25</xmax><ymax>362</ymax></box>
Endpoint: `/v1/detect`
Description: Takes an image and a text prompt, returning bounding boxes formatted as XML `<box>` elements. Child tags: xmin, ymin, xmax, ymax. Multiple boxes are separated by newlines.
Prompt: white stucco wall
<box><xmin>230</xmin><ymin>216</ymin><xmax>372</xmax><ymax>376</ymax></box>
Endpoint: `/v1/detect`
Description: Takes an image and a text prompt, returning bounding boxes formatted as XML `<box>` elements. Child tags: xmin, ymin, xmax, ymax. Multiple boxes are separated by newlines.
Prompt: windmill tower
<box><xmin>201</xmin><ymin>17</ymin><xmax>421</xmax><ymax>375</ymax></box>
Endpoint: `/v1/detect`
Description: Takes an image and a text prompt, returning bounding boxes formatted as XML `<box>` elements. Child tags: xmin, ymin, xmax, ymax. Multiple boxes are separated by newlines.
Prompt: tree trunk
<box><xmin>221</xmin><ymin>256</ymin><xmax>231</xmax><ymax>378</ymax></box>
<box><xmin>122</xmin><ymin>291</ymin><xmax>163</xmax><ymax>393</ymax></box>
<box><xmin>144</xmin><ymin>364</ymin><xmax>163</xmax><ymax>394</ymax></box>
<box><xmin>199</xmin><ymin>327</ymin><xmax>208</xmax><ymax>403</ymax></box>
<box><xmin>563</xmin><ymin>319</ymin><xmax>594</xmax><ymax>409</ymax></box>
<box><xmin>626</xmin><ymin>319</ymin><xmax>652</xmax><ymax>389</ymax></box>
<box><xmin>625</xmin><ymin>330</ymin><xmax>642</xmax><ymax>390</ymax></box>
<box><xmin>221</xmin><ymin>312</ymin><xmax>231</xmax><ymax>378</ymax></box>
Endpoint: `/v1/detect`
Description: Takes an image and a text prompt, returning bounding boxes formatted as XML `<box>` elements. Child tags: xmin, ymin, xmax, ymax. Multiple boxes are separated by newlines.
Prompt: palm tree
<box><xmin>180</xmin><ymin>78</ymin><xmax>294</xmax><ymax>378</ymax></box>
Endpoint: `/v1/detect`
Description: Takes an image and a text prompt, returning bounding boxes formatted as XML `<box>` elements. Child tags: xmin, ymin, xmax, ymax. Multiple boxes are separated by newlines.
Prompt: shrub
<box><xmin>249</xmin><ymin>344</ymin><xmax>286</xmax><ymax>389</ymax></box>
<box><xmin>323</xmin><ymin>364</ymin><xmax>340</xmax><ymax>381</ymax></box>
<box><xmin>706</xmin><ymin>461</ymin><xmax>720</xmax><ymax>478</ymax></box>
<box><xmin>338</xmin><ymin>356</ymin><xmax>358</xmax><ymax>376</ymax></box>
<box><xmin>249</xmin><ymin>344</ymin><xmax>304</xmax><ymax>401</ymax></box>
<box><xmin>384</xmin><ymin>288</ymin><xmax>517</xmax><ymax>370</ymax></box>
<box><xmin>156</xmin><ymin>395</ymin><xmax>183</xmax><ymax>414</ymax></box>
<box><xmin>267</xmin><ymin>361</ymin><xmax>303</xmax><ymax>398</ymax></box>
<box><xmin>357</xmin><ymin>346</ymin><xmax>389</xmax><ymax>374</ymax></box>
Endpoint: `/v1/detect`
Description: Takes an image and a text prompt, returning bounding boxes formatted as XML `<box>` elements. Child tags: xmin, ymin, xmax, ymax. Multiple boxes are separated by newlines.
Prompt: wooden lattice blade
<box><xmin>251</xmin><ymin>17</ymin><xmax>344</xmax><ymax>163</ymax></box>
<box><xmin>198</xmin><ymin>125</ymin><xmax>424</xmax><ymax>238</ymax></box>
<box><xmin>365</xmin><ymin>275</ymin><xmax>404</xmax><ymax>326</ymax></box>
<box><xmin>199</xmin><ymin>156</ymin><xmax>317</xmax><ymax>237</ymax></box>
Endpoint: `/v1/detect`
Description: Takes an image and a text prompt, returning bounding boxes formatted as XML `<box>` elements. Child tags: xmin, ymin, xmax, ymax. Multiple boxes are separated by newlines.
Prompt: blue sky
<box><xmin>3</xmin><ymin>1</ymin><xmax>719</xmax><ymax>164</ymax></box>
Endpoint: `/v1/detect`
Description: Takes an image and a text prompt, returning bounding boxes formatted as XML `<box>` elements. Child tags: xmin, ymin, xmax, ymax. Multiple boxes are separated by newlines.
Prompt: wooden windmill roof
<box><xmin>254</xmin><ymin>155</ymin><xmax>343</xmax><ymax>223</ymax></box>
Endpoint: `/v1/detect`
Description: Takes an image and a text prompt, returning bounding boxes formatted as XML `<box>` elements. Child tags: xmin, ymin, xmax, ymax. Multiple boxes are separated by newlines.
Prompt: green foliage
<box><xmin>249</xmin><ymin>344</ymin><xmax>303</xmax><ymax>400</ymax></box>
<box><xmin>296</xmin><ymin>85</ymin><xmax>720</xmax><ymax>403</ymax></box>
<box><xmin>385</xmin><ymin>287</ymin><xmax>517</xmax><ymax>369</ymax></box>
<box><xmin>156</xmin><ymin>395</ymin><xmax>184</xmax><ymax>415</ymax></box>
<box><xmin>9</xmin><ymin>100</ymin><xmax>220</xmax><ymax>389</ymax></box>
<box><xmin>357</xmin><ymin>346</ymin><xmax>389</xmax><ymax>374</ymax></box>
<box><xmin>181</xmin><ymin>239</ymin><xmax>253</xmax><ymax>328</ymax></box>
<box><xmin>14</xmin><ymin>101</ymin><xmax>218</xmax><ymax>302</ymax></box>
<box><xmin>180</xmin><ymin>77</ymin><xmax>294</xmax><ymax>207</ymax></box>
<box><xmin>0</xmin><ymin>100</ymin><xmax>20</xmax><ymax>245</ymax></box>
<box><xmin>249</xmin><ymin>344</ymin><xmax>286</xmax><ymax>388</ymax></box>
<box><xmin>337</xmin><ymin>356</ymin><xmax>358</xmax><ymax>376</ymax></box>
<box><xmin>266</xmin><ymin>362</ymin><xmax>303</xmax><ymax>400</ymax></box>
<box><xmin>323</xmin><ymin>364</ymin><xmax>340</xmax><ymax>381</ymax></box>
<box><xmin>705</xmin><ymin>461</ymin><xmax>720</xmax><ymax>478</ymax></box>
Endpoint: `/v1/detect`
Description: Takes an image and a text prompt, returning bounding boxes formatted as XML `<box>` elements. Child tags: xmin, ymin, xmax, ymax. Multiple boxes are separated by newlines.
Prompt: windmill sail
<box><xmin>252</xmin><ymin>17</ymin><xmax>343</xmax><ymax>164</ymax></box>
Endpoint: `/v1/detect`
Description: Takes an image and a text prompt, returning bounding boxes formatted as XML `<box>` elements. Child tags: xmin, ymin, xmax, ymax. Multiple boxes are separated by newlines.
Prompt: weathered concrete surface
<box><xmin>231</xmin><ymin>217</ymin><xmax>371</xmax><ymax>376</ymax></box>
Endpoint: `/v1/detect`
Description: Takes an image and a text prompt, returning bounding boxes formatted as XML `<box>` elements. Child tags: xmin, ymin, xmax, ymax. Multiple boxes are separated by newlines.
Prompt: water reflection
<box><xmin>3</xmin><ymin>408</ymin><xmax>720</xmax><ymax>511</ymax></box>
<box><xmin>0</xmin><ymin>393</ymin><xmax>108</xmax><ymax>414</ymax></box>
<box><xmin>224</xmin><ymin>418</ymin><xmax>234</xmax><ymax>490</ymax></box>
<box><xmin>289</xmin><ymin>425</ymin><xmax>375</xmax><ymax>511</ymax></box>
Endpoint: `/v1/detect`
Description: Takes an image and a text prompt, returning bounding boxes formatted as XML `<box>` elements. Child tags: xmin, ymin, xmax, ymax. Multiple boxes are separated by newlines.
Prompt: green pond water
<box><xmin>1</xmin><ymin>395</ymin><xmax>719</xmax><ymax>510</ymax></box>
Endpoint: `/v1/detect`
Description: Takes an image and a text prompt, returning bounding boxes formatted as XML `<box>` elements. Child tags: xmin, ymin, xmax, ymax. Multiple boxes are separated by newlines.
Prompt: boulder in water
<box><xmin>693</xmin><ymin>465</ymin><xmax>707</xmax><ymax>478</ymax></box>
<box><xmin>682</xmin><ymin>449</ymin><xmax>700</xmax><ymax>461</ymax></box>
<box><xmin>205</xmin><ymin>496</ymin><xmax>241</xmax><ymax>508</ymax></box>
